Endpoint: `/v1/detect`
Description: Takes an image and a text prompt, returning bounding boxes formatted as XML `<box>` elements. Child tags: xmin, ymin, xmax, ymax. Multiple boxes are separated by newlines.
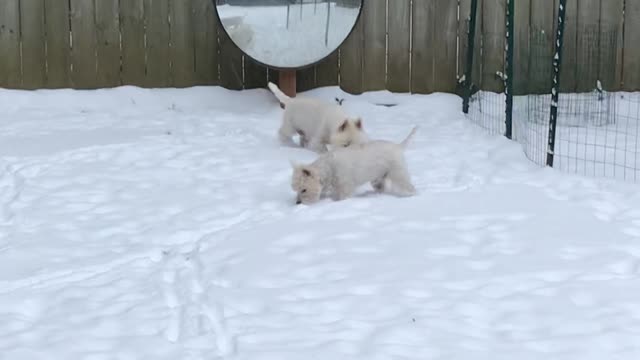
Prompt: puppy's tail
<box><xmin>400</xmin><ymin>126</ymin><xmax>419</xmax><ymax>148</ymax></box>
<box><xmin>268</xmin><ymin>82</ymin><xmax>290</xmax><ymax>108</ymax></box>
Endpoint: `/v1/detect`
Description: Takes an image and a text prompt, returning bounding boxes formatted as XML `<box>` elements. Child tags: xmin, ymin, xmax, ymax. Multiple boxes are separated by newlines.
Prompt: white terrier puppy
<box><xmin>268</xmin><ymin>82</ymin><xmax>368</xmax><ymax>153</ymax></box>
<box><xmin>290</xmin><ymin>126</ymin><xmax>418</xmax><ymax>205</ymax></box>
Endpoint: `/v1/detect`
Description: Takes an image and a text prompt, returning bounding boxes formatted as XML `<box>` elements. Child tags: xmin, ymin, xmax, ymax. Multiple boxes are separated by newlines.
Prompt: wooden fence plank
<box><xmin>6</xmin><ymin>0</ymin><xmax>637</xmax><ymax>94</ymax></box>
<box><xmin>387</xmin><ymin>0</ymin><xmax>411</xmax><ymax>92</ymax></box>
<box><xmin>144</xmin><ymin>0</ymin><xmax>171</xmax><ymax>87</ymax></box>
<box><xmin>623</xmin><ymin>0</ymin><xmax>640</xmax><ymax>91</ymax></box>
<box><xmin>70</xmin><ymin>0</ymin><xmax>98</xmax><ymax>89</ymax></box>
<box><xmin>218</xmin><ymin>26</ymin><xmax>244</xmax><ymax>90</ymax></box>
<box><xmin>575</xmin><ymin>0</ymin><xmax>600</xmax><ymax>92</ymax></box>
<box><xmin>411</xmin><ymin>0</ymin><xmax>434</xmax><ymax>94</ymax></box>
<box><xmin>21</xmin><ymin>0</ymin><xmax>46</xmax><ymax>89</ymax></box>
<box><xmin>528</xmin><ymin>0</ymin><xmax>555</xmax><ymax>94</ymax></box>
<box><xmin>267</xmin><ymin>68</ymin><xmax>279</xmax><ymax>86</ymax></box>
<box><xmin>559</xmin><ymin>0</ymin><xmax>578</xmax><ymax>92</ymax></box>
<box><xmin>315</xmin><ymin>51</ymin><xmax>339</xmax><ymax>88</ymax></box>
<box><xmin>599</xmin><ymin>0</ymin><xmax>623</xmax><ymax>91</ymax></box>
<box><xmin>120</xmin><ymin>0</ymin><xmax>146</xmax><ymax>86</ymax></box>
<box><xmin>340</xmin><ymin>16</ymin><xmax>364</xmax><ymax>94</ymax></box>
<box><xmin>244</xmin><ymin>57</ymin><xmax>268</xmax><ymax>89</ymax></box>
<box><xmin>296</xmin><ymin>66</ymin><xmax>316</xmax><ymax>92</ymax></box>
<box><xmin>44</xmin><ymin>0</ymin><xmax>71</xmax><ymax>88</ymax></box>
<box><xmin>95</xmin><ymin>0</ymin><xmax>121</xmax><ymax>87</ymax></box>
<box><xmin>432</xmin><ymin>0</ymin><xmax>458</xmax><ymax>93</ymax></box>
<box><xmin>481</xmin><ymin>0</ymin><xmax>506</xmax><ymax>92</ymax></box>
<box><xmin>0</xmin><ymin>0</ymin><xmax>22</xmax><ymax>88</ymax></box>
<box><xmin>513</xmin><ymin>0</ymin><xmax>530</xmax><ymax>94</ymax></box>
<box><xmin>192</xmin><ymin>0</ymin><xmax>218</xmax><ymax>85</ymax></box>
<box><xmin>362</xmin><ymin>0</ymin><xmax>386</xmax><ymax>91</ymax></box>
<box><xmin>170</xmin><ymin>0</ymin><xmax>195</xmax><ymax>87</ymax></box>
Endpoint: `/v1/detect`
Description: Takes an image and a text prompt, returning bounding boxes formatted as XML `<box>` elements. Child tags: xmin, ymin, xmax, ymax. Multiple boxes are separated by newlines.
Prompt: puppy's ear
<box><xmin>355</xmin><ymin>117</ymin><xmax>363</xmax><ymax>129</ymax></box>
<box><xmin>339</xmin><ymin>120</ymin><xmax>348</xmax><ymax>132</ymax></box>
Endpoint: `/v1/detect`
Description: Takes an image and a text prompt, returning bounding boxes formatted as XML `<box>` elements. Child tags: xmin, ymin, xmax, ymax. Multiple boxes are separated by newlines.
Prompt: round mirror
<box><xmin>214</xmin><ymin>0</ymin><xmax>363</xmax><ymax>70</ymax></box>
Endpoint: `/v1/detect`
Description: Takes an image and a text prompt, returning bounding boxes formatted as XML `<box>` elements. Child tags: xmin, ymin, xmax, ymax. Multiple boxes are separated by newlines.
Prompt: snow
<box><xmin>217</xmin><ymin>3</ymin><xmax>358</xmax><ymax>67</ymax></box>
<box><xmin>2</xmin><ymin>85</ymin><xmax>640</xmax><ymax>359</ymax></box>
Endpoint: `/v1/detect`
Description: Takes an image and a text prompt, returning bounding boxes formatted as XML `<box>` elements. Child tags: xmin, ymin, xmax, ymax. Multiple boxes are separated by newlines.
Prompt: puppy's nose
<box><xmin>296</xmin><ymin>199</ymin><xmax>302</xmax><ymax>205</ymax></box>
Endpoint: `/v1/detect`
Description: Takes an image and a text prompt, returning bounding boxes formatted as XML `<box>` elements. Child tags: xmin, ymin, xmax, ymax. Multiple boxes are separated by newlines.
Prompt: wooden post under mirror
<box><xmin>278</xmin><ymin>70</ymin><xmax>296</xmax><ymax>108</ymax></box>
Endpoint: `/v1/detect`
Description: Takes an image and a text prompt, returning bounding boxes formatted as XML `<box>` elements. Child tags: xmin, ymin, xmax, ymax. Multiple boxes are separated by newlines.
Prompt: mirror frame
<box><xmin>212</xmin><ymin>0</ymin><xmax>364</xmax><ymax>71</ymax></box>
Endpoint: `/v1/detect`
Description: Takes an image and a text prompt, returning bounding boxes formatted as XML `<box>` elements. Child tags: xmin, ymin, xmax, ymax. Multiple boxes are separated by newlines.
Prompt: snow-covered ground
<box><xmin>1</xmin><ymin>86</ymin><xmax>640</xmax><ymax>359</ymax></box>
<box><xmin>217</xmin><ymin>3</ymin><xmax>358</xmax><ymax>67</ymax></box>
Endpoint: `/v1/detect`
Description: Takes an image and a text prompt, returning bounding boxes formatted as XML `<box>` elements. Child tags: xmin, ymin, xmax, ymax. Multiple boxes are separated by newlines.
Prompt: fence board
<box><xmin>145</xmin><ymin>0</ymin><xmax>171</xmax><ymax>87</ymax></box>
<box><xmin>362</xmin><ymin>0</ymin><xmax>386</xmax><ymax>91</ymax></box>
<box><xmin>432</xmin><ymin>0</ymin><xmax>458</xmax><ymax>93</ymax></box>
<box><xmin>559</xmin><ymin>0</ymin><xmax>578</xmax><ymax>92</ymax></box>
<box><xmin>340</xmin><ymin>17</ymin><xmax>364</xmax><ymax>94</ymax></box>
<box><xmin>623</xmin><ymin>0</ymin><xmax>640</xmax><ymax>91</ymax></box>
<box><xmin>528</xmin><ymin>0</ymin><xmax>555</xmax><ymax>94</ymax></box>
<box><xmin>575</xmin><ymin>0</ymin><xmax>600</xmax><ymax>92</ymax></box>
<box><xmin>267</xmin><ymin>68</ymin><xmax>280</xmax><ymax>86</ymax></box>
<box><xmin>296</xmin><ymin>67</ymin><xmax>316</xmax><ymax>92</ymax></box>
<box><xmin>2</xmin><ymin>0</ymin><xmax>638</xmax><ymax>93</ymax></box>
<box><xmin>411</xmin><ymin>0</ymin><xmax>434</xmax><ymax>94</ymax></box>
<box><xmin>120</xmin><ymin>0</ymin><xmax>146</xmax><ymax>86</ymax></box>
<box><xmin>599</xmin><ymin>0</ymin><xmax>623</xmax><ymax>90</ymax></box>
<box><xmin>218</xmin><ymin>27</ymin><xmax>243</xmax><ymax>90</ymax></box>
<box><xmin>481</xmin><ymin>0</ymin><xmax>506</xmax><ymax>92</ymax></box>
<box><xmin>20</xmin><ymin>0</ymin><xmax>46</xmax><ymax>89</ymax></box>
<box><xmin>0</xmin><ymin>0</ymin><xmax>22</xmax><ymax>88</ymax></box>
<box><xmin>315</xmin><ymin>51</ymin><xmax>339</xmax><ymax>88</ymax></box>
<box><xmin>44</xmin><ymin>0</ymin><xmax>71</xmax><ymax>88</ymax></box>
<box><xmin>192</xmin><ymin>0</ymin><xmax>218</xmax><ymax>85</ymax></box>
<box><xmin>171</xmin><ymin>0</ymin><xmax>195</xmax><ymax>87</ymax></box>
<box><xmin>95</xmin><ymin>0</ymin><xmax>121</xmax><ymax>87</ymax></box>
<box><xmin>244</xmin><ymin>57</ymin><xmax>268</xmax><ymax>89</ymax></box>
<box><xmin>70</xmin><ymin>0</ymin><xmax>98</xmax><ymax>89</ymax></box>
<box><xmin>387</xmin><ymin>0</ymin><xmax>410</xmax><ymax>92</ymax></box>
<box><xmin>513</xmin><ymin>0</ymin><xmax>530</xmax><ymax>95</ymax></box>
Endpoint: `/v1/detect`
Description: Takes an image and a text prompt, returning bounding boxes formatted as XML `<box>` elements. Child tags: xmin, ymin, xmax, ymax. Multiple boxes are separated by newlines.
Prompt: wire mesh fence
<box><xmin>467</xmin><ymin>91</ymin><xmax>506</xmax><ymax>136</ymax></box>
<box><xmin>553</xmin><ymin>89</ymin><xmax>640</xmax><ymax>181</ymax></box>
<box><xmin>462</xmin><ymin>0</ymin><xmax>640</xmax><ymax>183</ymax></box>
<box><xmin>511</xmin><ymin>28</ymin><xmax>555</xmax><ymax>166</ymax></box>
<box><xmin>466</xmin><ymin>32</ymin><xmax>507</xmax><ymax>137</ymax></box>
<box><xmin>552</xmin><ymin>27</ymin><xmax>639</xmax><ymax>181</ymax></box>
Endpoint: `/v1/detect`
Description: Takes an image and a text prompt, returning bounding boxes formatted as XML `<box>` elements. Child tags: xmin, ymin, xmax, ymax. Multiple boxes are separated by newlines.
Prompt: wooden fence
<box><xmin>0</xmin><ymin>0</ymin><xmax>639</xmax><ymax>93</ymax></box>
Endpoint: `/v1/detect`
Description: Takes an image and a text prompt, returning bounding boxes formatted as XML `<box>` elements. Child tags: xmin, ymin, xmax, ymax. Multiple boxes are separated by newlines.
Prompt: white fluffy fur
<box><xmin>268</xmin><ymin>82</ymin><xmax>368</xmax><ymax>153</ymax></box>
<box><xmin>221</xmin><ymin>16</ymin><xmax>254</xmax><ymax>49</ymax></box>
<box><xmin>291</xmin><ymin>127</ymin><xmax>418</xmax><ymax>205</ymax></box>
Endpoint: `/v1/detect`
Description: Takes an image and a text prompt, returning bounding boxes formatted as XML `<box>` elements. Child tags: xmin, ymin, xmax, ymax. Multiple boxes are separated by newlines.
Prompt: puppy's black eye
<box><xmin>301</xmin><ymin>189</ymin><xmax>307</xmax><ymax>193</ymax></box>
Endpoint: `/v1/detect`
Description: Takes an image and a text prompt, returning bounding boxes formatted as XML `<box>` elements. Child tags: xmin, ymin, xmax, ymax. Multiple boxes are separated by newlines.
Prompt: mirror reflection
<box><xmin>215</xmin><ymin>0</ymin><xmax>362</xmax><ymax>69</ymax></box>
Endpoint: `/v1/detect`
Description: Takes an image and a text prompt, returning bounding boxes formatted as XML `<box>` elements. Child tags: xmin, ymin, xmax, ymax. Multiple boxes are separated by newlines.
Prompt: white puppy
<box><xmin>291</xmin><ymin>127</ymin><xmax>418</xmax><ymax>205</ymax></box>
<box><xmin>221</xmin><ymin>16</ymin><xmax>254</xmax><ymax>49</ymax></box>
<box><xmin>268</xmin><ymin>82</ymin><xmax>368</xmax><ymax>153</ymax></box>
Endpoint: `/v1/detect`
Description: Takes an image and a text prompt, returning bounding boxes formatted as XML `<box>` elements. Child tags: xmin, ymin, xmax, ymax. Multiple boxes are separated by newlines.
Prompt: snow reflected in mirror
<box><xmin>215</xmin><ymin>0</ymin><xmax>362</xmax><ymax>68</ymax></box>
